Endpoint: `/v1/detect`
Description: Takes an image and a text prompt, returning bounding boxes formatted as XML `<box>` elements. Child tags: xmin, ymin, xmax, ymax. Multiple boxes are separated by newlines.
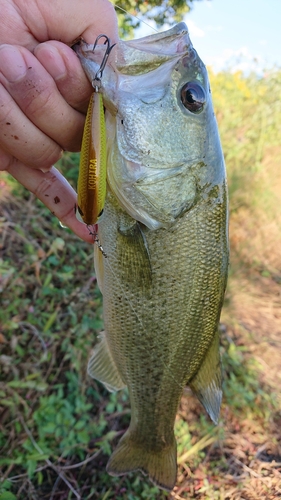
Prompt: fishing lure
<box><xmin>77</xmin><ymin>35</ymin><xmax>115</xmax><ymax>226</ymax></box>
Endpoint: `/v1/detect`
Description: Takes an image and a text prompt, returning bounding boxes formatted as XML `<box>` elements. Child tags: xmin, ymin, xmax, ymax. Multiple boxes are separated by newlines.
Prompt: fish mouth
<box><xmin>74</xmin><ymin>22</ymin><xmax>190</xmax><ymax>54</ymax></box>
<box><xmin>125</xmin><ymin>22</ymin><xmax>189</xmax><ymax>50</ymax></box>
<box><xmin>73</xmin><ymin>40</ymin><xmax>106</xmax><ymax>65</ymax></box>
<box><xmin>73</xmin><ymin>22</ymin><xmax>197</xmax><ymax>110</ymax></box>
<box><xmin>115</xmin><ymin>23</ymin><xmax>193</xmax><ymax>75</ymax></box>
<box><xmin>73</xmin><ymin>22</ymin><xmax>193</xmax><ymax>78</ymax></box>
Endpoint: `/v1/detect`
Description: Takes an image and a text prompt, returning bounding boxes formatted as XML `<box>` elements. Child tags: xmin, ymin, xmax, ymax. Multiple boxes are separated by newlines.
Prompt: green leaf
<box><xmin>37</xmin><ymin>471</ymin><xmax>44</xmax><ymax>486</ymax></box>
<box><xmin>7</xmin><ymin>380</ymin><xmax>47</xmax><ymax>391</ymax></box>
<box><xmin>26</xmin><ymin>453</ymin><xmax>49</xmax><ymax>461</ymax></box>
<box><xmin>0</xmin><ymin>493</ymin><xmax>18</xmax><ymax>500</ymax></box>
<box><xmin>0</xmin><ymin>399</ymin><xmax>15</xmax><ymax>407</ymax></box>
<box><xmin>43</xmin><ymin>310</ymin><xmax>58</xmax><ymax>332</ymax></box>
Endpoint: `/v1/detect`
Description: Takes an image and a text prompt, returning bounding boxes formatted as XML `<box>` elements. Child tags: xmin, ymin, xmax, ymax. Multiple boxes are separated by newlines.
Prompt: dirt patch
<box><xmin>223</xmin><ymin>271</ymin><xmax>281</xmax><ymax>389</ymax></box>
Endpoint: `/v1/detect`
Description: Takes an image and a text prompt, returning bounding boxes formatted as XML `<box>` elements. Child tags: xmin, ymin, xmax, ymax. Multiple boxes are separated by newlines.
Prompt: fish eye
<box><xmin>180</xmin><ymin>81</ymin><xmax>206</xmax><ymax>113</ymax></box>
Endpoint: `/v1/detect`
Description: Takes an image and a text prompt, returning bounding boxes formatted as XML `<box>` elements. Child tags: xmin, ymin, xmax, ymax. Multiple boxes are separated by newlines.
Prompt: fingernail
<box><xmin>35</xmin><ymin>44</ymin><xmax>67</xmax><ymax>80</ymax></box>
<box><xmin>0</xmin><ymin>45</ymin><xmax>27</xmax><ymax>82</ymax></box>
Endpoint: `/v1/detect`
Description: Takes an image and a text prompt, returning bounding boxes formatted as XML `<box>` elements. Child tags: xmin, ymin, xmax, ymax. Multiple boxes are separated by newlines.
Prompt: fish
<box><xmin>74</xmin><ymin>22</ymin><xmax>228</xmax><ymax>492</ymax></box>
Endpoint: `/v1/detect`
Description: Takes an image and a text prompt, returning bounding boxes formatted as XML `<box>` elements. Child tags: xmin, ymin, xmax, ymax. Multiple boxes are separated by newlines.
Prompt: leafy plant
<box><xmin>113</xmin><ymin>0</ymin><xmax>199</xmax><ymax>38</ymax></box>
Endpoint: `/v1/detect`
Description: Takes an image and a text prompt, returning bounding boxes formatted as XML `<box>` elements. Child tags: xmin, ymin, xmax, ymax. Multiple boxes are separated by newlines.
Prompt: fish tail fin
<box><xmin>106</xmin><ymin>429</ymin><xmax>177</xmax><ymax>492</ymax></box>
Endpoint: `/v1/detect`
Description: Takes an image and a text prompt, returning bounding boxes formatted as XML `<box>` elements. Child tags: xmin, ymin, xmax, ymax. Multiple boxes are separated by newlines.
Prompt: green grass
<box><xmin>1</xmin><ymin>68</ymin><xmax>281</xmax><ymax>499</ymax></box>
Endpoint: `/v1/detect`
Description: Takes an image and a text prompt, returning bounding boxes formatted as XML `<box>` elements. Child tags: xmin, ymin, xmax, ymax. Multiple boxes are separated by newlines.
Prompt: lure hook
<box><xmin>92</xmin><ymin>34</ymin><xmax>116</xmax><ymax>90</ymax></box>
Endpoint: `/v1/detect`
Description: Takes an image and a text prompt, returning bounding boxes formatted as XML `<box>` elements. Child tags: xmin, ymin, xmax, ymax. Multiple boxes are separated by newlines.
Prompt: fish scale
<box><xmin>75</xmin><ymin>22</ymin><xmax>228</xmax><ymax>491</ymax></box>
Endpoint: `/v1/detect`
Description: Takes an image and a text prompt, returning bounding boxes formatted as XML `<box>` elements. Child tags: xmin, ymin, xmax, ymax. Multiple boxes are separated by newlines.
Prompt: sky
<box><xmin>136</xmin><ymin>0</ymin><xmax>281</xmax><ymax>73</ymax></box>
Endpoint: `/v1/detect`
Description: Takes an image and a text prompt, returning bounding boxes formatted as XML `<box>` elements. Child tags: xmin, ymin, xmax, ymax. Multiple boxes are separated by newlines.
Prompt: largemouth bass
<box><xmin>75</xmin><ymin>23</ymin><xmax>228</xmax><ymax>491</ymax></box>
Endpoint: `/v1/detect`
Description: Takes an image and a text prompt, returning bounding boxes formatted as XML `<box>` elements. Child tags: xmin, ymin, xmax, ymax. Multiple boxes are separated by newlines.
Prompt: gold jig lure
<box><xmin>77</xmin><ymin>35</ymin><xmax>115</xmax><ymax>226</ymax></box>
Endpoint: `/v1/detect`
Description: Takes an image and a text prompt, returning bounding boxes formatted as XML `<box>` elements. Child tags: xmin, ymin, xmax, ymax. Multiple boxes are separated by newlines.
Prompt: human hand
<box><xmin>0</xmin><ymin>0</ymin><xmax>118</xmax><ymax>242</ymax></box>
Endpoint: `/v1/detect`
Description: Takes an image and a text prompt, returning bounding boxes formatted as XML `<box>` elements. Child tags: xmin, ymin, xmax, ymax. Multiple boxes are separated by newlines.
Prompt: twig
<box><xmin>107</xmin><ymin>409</ymin><xmax>131</xmax><ymax>420</ymax></box>
<box><xmin>0</xmin><ymin>462</ymin><xmax>15</xmax><ymax>483</ymax></box>
<box><xmin>171</xmin><ymin>491</ymin><xmax>186</xmax><ymax>500</ymax></box>
<box><xmin>49</xmin><ymin>475</ymin><xmax>61</xmax><ymax>500</ymax></box>
<box><xmin>4</xmin><ymin>465</ymin><xmax>49</xmax><ymax>482</ymax></box>
<box><xmin>58</xmin><ymin>450</ymin><xmax>101</xmax><ymax>470</ymax></box>
<box><xmin>19</xmin><ymin>321</ymin><xmax>47</xmax><ymax>353</ymax></box>
<box><xmin>0</xmin><ymin>221</ymin><xmax>41</xmax><ymax>249</ymax></box>
<box><xmin>233</xmin><ymin>457</ymin><xmax>271</xmax><ymax>484</ymax></box>
<box><xmin>19</xmin><ymin>416</ymin><xmax>81</xmax><ymax>500</ymax></box>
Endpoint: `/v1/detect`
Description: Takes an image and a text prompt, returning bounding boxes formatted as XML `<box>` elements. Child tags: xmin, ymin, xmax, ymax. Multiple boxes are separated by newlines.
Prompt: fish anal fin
<box><xmin>189</xmin><ymin>329</ymin><xmax>222</xmax><ymax>424</ymax></box>
<box><xmin>107</xmin><ymin>429</ymin><xmax>177</xmax><ymax>492</ymax></box>
<box><xmin>88</xmin><ymin>332</ymin><xmax>126</xmax><ymax>392</ymax></box>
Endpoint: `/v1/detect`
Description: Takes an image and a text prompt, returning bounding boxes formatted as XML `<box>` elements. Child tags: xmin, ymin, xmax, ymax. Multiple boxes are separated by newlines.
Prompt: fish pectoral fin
<box><xmin>88</xmin><ymin>332</ymin><xmax>126</xmax><ymax>392</ymax></box>
<box><xmin>106</xmin><ymin>429</ymin><xmax>177</xmax><ymax>492</ymax></box>
<box><xmin>117</xmin><ymin>221</ymin><xmax>152</xmax><ymax>295</ymax></box>
<box><xmin>189</xmin><ymin>329</ymin><xmax>222</xmax><ymax>424</ymax></box>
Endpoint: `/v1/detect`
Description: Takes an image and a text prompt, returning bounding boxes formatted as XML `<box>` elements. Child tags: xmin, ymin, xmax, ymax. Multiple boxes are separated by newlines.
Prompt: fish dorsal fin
<box><xmin>189</xmin><ymin>329</ymin><xmax>222</xmax><ymax>424</ymax></box>
<box><xmin>88</xmin><ymin>332</ymin><xmax>126</xmax><ymax>392</ymax></box>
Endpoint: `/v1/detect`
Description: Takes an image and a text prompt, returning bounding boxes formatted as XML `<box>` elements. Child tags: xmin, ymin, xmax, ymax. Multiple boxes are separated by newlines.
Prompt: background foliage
<box><xmin>0</xmin><ymin>8</ymin><xmax>281</xmax><ymax>500</ymax></box>
<box><xmin>112</xmin><ymin>0</ymin><xmax>200</xmax><ymax>37</ymax></box>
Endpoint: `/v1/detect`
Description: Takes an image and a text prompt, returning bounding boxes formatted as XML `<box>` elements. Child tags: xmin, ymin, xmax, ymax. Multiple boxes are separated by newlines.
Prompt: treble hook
<box><xmin>92</xmin><ymin>34</ymin><xmax>116</xmax><ymax>90</ymax></box>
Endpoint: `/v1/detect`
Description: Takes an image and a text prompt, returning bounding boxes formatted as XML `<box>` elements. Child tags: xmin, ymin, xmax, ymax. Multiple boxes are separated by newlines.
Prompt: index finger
<box><xmin>26</xmin><ymin>0</ymin><xmax>119</xmax><ymax>47</ymax></box>
<box><xmin>7</xmin><ymin>160</ymin><xmax>95</xmax><ymax>243</ymax></box>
